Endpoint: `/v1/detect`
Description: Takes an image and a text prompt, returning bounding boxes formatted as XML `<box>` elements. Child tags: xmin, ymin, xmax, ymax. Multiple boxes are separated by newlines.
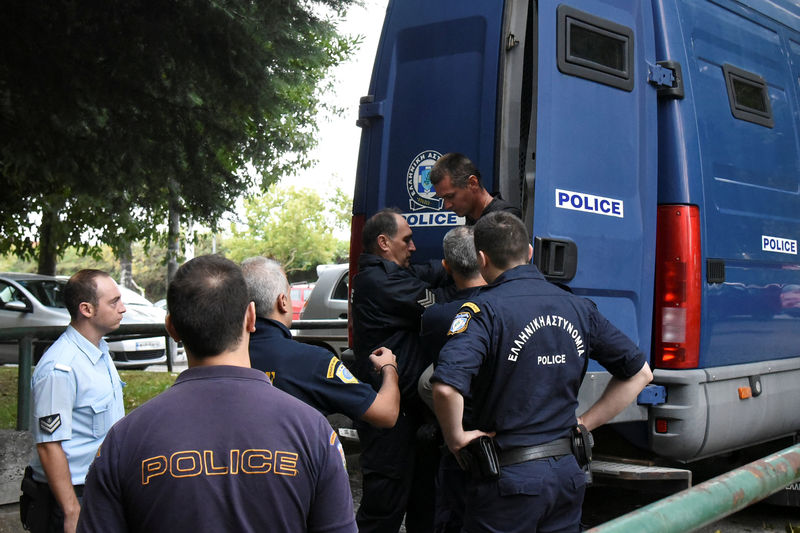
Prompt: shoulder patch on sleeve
<box><xmin>417</xmin><ymin>289</ymin><xmax>436</xmax><ymax>308</ymax></box>
<box><xmin>335</xmin><ymin>363</ymin><xmax>360</xmax><ymax>384</ymax></box>
<box><xmin>330</xmin><ymin>431</ymin><xmax>347</xmax><ymax>469</ymax></box>
<box><xmin>326</xmin><ymin>357</ymin><xmax>339</xmax><ymax>379</ymax></box>
<box><xmin>54</xmin><ymin>363</ymin><xmax>72</xmax><ymax>372</ymax></box>
<box><xmin>39</xmin><ymin>414</ymin><xmax>61</xmax><ymax>434</ymax></box>
<box><xmin>448</xmin><ymin>311</ymin><xmax>472</xmax><ymax>336</ymax></box>
<box><xmin>460</xmin><ymin>302</ymin><xmax>481</xmax><ymax>314</ymax></box>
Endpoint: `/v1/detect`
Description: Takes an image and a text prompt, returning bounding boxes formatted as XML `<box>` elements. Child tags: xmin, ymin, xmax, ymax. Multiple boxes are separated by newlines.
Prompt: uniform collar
<box><xmin>489</xmin><ymin>263</ymin><xmax>546</xmax><ymax>287</ymax></box>
<box><xmin>64</xmin><ymin>324</ymin><xmax>108</xmax><ymax>365</ymax></box>
<box><xmin>175</xmin><ymin>364</ymin><xmax>270</xmax><ymax>385</ymax></box>
<box><xmin>358</xmin><ymin>253</ymin><xmax>404</xmax><ymax>274</ymax></box>
<box><xmin>254</xmin><ymin>317</ymin><xmax>292</xmax><ymax>339</ymax></box>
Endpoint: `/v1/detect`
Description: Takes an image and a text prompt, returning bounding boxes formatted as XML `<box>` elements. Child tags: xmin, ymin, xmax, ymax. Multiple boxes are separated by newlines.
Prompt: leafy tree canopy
<box><xmin>226</xmin><ymin>184</ymin><xmax>349</xmax><ymax>272</ymax></box>
<box><xmin>0</xmin><ymin>0</ymin><xmax>358</xmax><ymax>266</ymax></box>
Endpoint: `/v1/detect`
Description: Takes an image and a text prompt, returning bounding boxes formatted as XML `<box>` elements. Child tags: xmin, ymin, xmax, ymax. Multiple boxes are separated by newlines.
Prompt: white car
<box><xmin>0</xmin><ymin>273</ymin><xmax>171</xmax><ymax>369</ymax></box>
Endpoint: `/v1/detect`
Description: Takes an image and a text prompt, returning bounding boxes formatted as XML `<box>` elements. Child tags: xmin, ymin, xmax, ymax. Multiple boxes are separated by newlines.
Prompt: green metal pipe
<box><xmin>587</xmin><ymin>443</ymin><xmax>800</xmax><ymax>533</ymax></box>
<box><xmin>16</xmin><ymin>336</ymin><xmax>33</xmax><ymax>431</ymax></box>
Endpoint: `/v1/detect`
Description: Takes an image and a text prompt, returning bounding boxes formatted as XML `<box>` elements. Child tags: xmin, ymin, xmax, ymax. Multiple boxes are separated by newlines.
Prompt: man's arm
<box><xmin>577</xmin><ymin>362</ymin><xmax>653</xmax><ymax>431</ymax></box>
<box><xmin>37</xmin><ymin>442</ymin><xmax>80</xmax><ymax>533</ymax></box>
<box><xmin>433</xmin><ymin>382</ymin><xmax>492</xmax><ymax>460</ymax></box>
<box><xmin>360</xmin><ymin>347</ymin><xmax>400</xmax><ymax>428</ymax></box>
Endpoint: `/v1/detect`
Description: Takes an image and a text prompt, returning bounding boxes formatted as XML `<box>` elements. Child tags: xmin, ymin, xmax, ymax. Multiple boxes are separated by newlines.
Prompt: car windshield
<box><xmin>17</xmin><ymin>279</ymin><xmax>66</xmax><ymax>308</ymax></box>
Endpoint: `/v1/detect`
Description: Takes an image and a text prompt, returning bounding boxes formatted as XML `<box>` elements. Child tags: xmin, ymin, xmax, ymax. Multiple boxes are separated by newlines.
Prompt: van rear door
<box><xmin>528</xmin><ymin>2</ymin><xmax>659</xmax><ymax>354</ymax></box>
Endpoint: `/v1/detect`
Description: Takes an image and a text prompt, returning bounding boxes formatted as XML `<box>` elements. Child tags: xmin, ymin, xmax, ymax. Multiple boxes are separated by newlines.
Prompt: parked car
<box><xmin>0</xmin><ymin>273</ymin><xmax>169</xmax><ymax>369</ymax></box>
<box><xmin>290</xmin><ymin>283</ymin><xmax>315</xmax><ymax>322</ymax></box>
<box><xmin>292</xmin><ymin>264</ymin><xmax>348</xmax><ymax>358</ymax></box>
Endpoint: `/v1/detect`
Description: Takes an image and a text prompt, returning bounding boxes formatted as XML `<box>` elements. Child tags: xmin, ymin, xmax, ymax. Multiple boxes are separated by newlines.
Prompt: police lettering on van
<box><xmin>555</xmin><ymin>188</ymin><xmax>624</xmax><ymax>218</ymax></box>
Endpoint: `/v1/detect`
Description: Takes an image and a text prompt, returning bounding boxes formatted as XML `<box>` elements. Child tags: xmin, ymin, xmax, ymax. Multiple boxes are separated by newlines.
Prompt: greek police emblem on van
<box><xmin>406</xmin><ymin>150</ymin><xmax>443</xmax><ymax>211</ymax></box>
<box><xmin>448</xmin><ymin>311</ymin><xmax>471</xmax><ymax>335</ymax></box>
<box><xmin>555</xmin><ymin>188</ymin><xmax>624</xmax><ymax>218</ymax></box>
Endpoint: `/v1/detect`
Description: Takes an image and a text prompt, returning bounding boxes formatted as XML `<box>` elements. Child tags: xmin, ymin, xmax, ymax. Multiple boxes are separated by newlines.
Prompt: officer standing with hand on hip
<box><xmin>21</xmin><ymin>269</ymin><xmax>126</xmax><ymax>533</ymax></box>
<box><xmin>432</xmin><ymin>212</ymin><xmax>653</xmax><ymax>532</ymax></box>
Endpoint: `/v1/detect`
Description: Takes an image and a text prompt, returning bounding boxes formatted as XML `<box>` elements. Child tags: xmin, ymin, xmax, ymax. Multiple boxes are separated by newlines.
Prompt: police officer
<box><xmin>415</xmin><ymin>226</ymin><xmax>485</xmax><ymax>533</ymax></box>
<box><xmin>242</xmin><ymin>256</ymin><xmax>400</xmax><ymax>428</ymax></box>
<box><xmin>351</xmin><ymin>207</ymin><xmax>450</xmax><ymax>533</ymax></box>
<box><xmin>429</xmin><ymin>153</ymin><xmax>521</xmax><ymax>225</ymax></box>
<box><xmin>432</xmin><ymin>212</ymin><xmax>653</xmax><ymax>532</ymax></box>
<box><xmin>21</xmin><ymin>270</ymin><xmax>126</xmax><ymax>533</ymax></box>
<box><xmin>78</xmin><ymin>255</ymin><xmax>356</xmax><ymax>533</ymax></box>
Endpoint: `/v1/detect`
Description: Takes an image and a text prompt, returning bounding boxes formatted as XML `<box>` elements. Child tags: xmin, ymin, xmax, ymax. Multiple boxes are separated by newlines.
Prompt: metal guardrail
<box><xmin>1</xmin><ymin>324</ymin><xmax>172</xmax><ymax>431</ymax></box>
<box><xmin>3</xmin><ymin>320</ymin><xmax>347</xmax><ymax>431</ymax></box>
<box><xmin>587</xmin><ymin>442</ymin><xmax>800</xmax><ymax>533</ymax></box>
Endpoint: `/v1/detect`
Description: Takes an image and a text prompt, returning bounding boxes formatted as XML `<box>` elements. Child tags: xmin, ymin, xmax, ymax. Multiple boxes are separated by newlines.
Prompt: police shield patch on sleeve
<box><xmin>448</xmin><ymin>311</ymin><xmax>471</xmax><ymax>336</ymax></box>
<box><xmin>335</xmin><ymin>363</ymin><xmax>360</xmax><ymax>384</ymax></box>
<box><xmin>39</xmin><ymin>414</ymin><xmax>61</xmax><ymax>434</ymax></box>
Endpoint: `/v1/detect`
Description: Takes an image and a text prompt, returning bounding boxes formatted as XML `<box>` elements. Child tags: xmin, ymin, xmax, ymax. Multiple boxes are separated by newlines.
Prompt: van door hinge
<box><xmin>647</xmin><ymin>61</ymin><xmax>684</xmax><ymax>99</ymax></box>
<box><xmin>356</xmin><ymin>95</ymin><xmax>384</xmax><ymax>128</ymax></box>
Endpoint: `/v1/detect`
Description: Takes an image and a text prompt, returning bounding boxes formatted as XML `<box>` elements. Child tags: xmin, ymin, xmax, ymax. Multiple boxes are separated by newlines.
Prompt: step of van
<box><xmin>591</xmin><ymin>458</ymin><xmax>692</xmax><ymax>493</ymax></box>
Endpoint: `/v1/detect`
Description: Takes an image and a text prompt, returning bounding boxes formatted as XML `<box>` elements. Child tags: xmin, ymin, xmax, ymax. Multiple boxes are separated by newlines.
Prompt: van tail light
<box><xmin>653</xmin><ymin>205</ymin><xmax>701</xmax><ymax>369</ymax></box>
<box><xmin>347</xmin><ymin>214</ymin><xmax>365</xmax><ymax>348</ymax></box>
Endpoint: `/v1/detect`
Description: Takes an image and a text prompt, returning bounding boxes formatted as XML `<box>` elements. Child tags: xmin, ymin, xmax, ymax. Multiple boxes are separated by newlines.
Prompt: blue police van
<box><xmin>348</xmin><ymin>0</ymin><xmax>800</xmax><ymax>496</ymax></box>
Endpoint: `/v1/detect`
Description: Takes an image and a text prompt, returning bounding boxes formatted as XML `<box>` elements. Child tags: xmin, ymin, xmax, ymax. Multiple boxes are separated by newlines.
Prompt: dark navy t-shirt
<box><xmin>249</xmin><ymin>318</ymin><xmax>376</xmax><ymax>420</ymax></box>
<box><xmin>433</xmin><ymin>264</ymin><xmax>646</xmax><ymax>450</ymax></box>
<box><xmin>78</xmin><ymin>365</ymin><xmax>356</xmax><ymax>533</ymax></box>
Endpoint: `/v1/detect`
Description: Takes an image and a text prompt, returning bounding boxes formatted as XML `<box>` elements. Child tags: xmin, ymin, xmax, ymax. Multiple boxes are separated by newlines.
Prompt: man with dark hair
<box><xmin>352</xmin><ymin>207</ymin><xmax>449</xmax><ymax>533</ymax></box>
<box><xmin>22</xmin><ymin>270</ymin><xmax>126</xmax><ymax>533</ymax></box>
<box><xmin>432</xmin><ymin>212</ymin><xmax>653</xmax><ymax>532</ymax></box>
<box><xmin>242</xmin><ymin>256</ymin><xmax>400</xmax><ymax>428</ymax></box>
<box><xmin>78</xmin><ymin>255</ymin><xmax>356</xmax><ymax>533</ymax></box>
<box><xmin>429</xmin><ymin>152</ymin><xmax>521</xmax><ymax>225</ymax></box>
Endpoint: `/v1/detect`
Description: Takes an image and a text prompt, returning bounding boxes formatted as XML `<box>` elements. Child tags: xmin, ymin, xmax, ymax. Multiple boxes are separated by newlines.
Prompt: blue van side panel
<box><xmin>655</xmin><ymin>0</ymin><xmax>800</xmax><ymax>368</ymax></box>
<box><xmin>352</xmin><ymin>0</ymin><xmax>506</xmax><ymax>260</ymax></box>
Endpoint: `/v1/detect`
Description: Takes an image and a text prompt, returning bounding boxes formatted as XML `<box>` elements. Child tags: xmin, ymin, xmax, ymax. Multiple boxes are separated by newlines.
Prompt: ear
<box><xmin>377</xmin><ymin>234</ymin><xmax>390</xmax><ymax>252</ymax></box>
<box><xmin>467</xmin><ymin>175</ymin><xmax>481</xmax><ymax>191</ymax></box>
<box><xmin>477</xmin><ymin>250</ymin><xmax>489</xmax><ymax>270</ymax></box>
<box><xmin>78</xmin><ymin>301</ymin><xmax>94</xmax><ymax>320</ymax></box>
<box><xmin>527</xmin><ymin>244</ymin><xmax>533</xmax><ymax>262</ymax></box>
<box><xmin>245</xmin><ymin>301</ymin><xmax>257</xmax><ymax>333</ymax></box>
<box><xmin>164</xmin><ymin>314</ymin><xmax>181</xmax><ymax>342</ymax></box>
<box><xmin>277</xmin><ymin>292</ymin><xmax>290</xmax><ymax>315</ymax></box>
<box><xmin>442</xmin><ymin>258</ymin><xmax>453</xmax><ymax>276</ymax></box>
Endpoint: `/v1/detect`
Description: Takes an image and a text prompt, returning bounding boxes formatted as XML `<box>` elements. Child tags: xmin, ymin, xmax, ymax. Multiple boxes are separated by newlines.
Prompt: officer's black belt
<box><xmin>498</xmin><ymin>437</ymin><xmax>572</xmax><ymax>467</ymax></box>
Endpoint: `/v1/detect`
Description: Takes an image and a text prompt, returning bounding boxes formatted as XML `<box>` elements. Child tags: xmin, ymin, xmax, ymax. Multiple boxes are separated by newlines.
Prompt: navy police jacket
<box><xmin>432</xmin><ymin>264</ymin><xmax>646</xmax><ymax>450</ymax></box>
<box><xmin>351</xmin><ymin>253</ymin><xmax>449</xmax><ymax>403</ymax></box>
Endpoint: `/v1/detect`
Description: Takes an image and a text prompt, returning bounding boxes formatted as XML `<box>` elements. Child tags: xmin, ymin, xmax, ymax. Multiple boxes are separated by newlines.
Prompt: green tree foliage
<box><xmin>0</xmin><ymin>0</ymin><xmax>357</xmax><ymax>271</ymax></box>
<box><xmin>226</xmin><ymin>184</ymin><xmax>350</xmax><ymax>272</ymax></box>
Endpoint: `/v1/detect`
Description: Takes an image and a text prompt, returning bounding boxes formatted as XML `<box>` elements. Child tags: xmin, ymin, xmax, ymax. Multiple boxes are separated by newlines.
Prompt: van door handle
<box><xmin>533</xmin><ymin>237</ymin><xmax>577</xmax><ymax>282</ymax></box>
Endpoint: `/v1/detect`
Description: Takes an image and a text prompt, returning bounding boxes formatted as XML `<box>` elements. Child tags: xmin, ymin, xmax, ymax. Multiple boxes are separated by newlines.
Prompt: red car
<box><xmin>290</xmin><ymin>284</ymin><xmax>315</xmax><ymax>321</ymax></box>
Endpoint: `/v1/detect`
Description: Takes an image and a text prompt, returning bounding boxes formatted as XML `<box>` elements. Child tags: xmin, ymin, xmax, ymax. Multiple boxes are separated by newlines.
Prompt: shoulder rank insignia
<box><xmin>39</xmin><ymin>414</ymin><xmax>61</xmax><ymax>434</ymax></box>
<box><xmin>417</xmin><ymin>289</ymin><xmax>436</xmax><ymax>308</ymax></box>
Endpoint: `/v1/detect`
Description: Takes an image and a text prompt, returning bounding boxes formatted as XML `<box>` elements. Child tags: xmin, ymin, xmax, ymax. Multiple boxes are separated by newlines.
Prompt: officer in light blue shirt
<box><xmin>21</xmin><ymin>270</ymin><xmax>126</xmax><ymax>533</ymax></box>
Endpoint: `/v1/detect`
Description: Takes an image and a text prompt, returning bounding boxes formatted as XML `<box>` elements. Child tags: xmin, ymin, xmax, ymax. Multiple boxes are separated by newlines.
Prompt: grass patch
<box><xmin>0</xmin><ymin>367</ymin><xmax>178</xmax><ymax>430</ymax></box>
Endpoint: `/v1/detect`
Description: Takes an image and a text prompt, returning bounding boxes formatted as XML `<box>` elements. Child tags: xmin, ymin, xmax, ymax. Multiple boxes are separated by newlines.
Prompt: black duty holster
<box><xmin>458</xmin><ymin>436</ymin><xmax>500</xmax><ymax>481</ymax></box>
<box><xmin>570</xmin><ymin>424</ymin><xmax>594</xmax><ymax>484</ymax></box>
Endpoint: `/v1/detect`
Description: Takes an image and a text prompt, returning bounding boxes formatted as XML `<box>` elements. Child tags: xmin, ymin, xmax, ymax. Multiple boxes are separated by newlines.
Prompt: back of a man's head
<box><xmin>430</xmin><ymin>152</ymin><xmax>483</xmax><ymax>189</ymax></box>
<box><xmin>241</xmin><ymin>257</ymin><xmax>288</xmax><ymax>319</ymax></box>
<box><xmin>443</xmin><ymin>226</ymin><xmax>480</xmax><ymax>279</ymax></box>
<box><xmin>473</xmin><ymin>212</ymin><xmax>530</xmax><ymax>270</ymax></box>
<box><xmin>168</xmin><ymin>255</ymin><xmax>249</xmax><ymax>359</ymax></box>
<box><xmin>362</xmin><ymin>207</ymin><xmax>401</xmax><ymax>255</ymax></box>
<box><xmin>64</xmin><ymin>269</ymin><xmax>109</xmax><ymax>321</ymax></box>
